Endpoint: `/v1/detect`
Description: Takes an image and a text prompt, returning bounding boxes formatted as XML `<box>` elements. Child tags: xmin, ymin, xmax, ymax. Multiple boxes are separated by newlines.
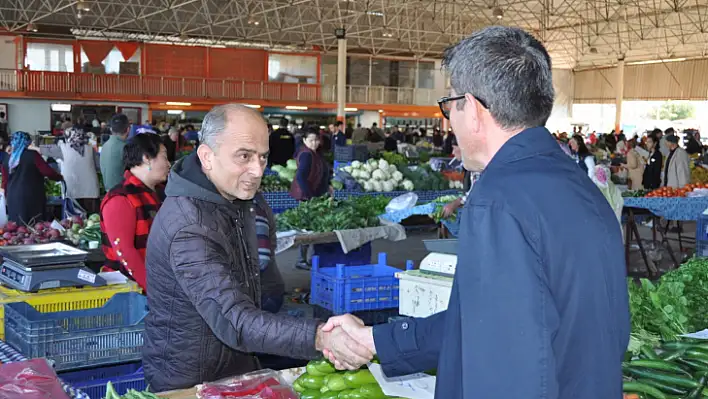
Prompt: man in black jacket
<box><xmin>643</xmin><ymin>133</ymin><xmax>663</xmax><ymax>189</ymax></box>
<box><xmin>143</xmin><ymin>104</ymin><xmax>372</xmax><ymax>392</ymax></box>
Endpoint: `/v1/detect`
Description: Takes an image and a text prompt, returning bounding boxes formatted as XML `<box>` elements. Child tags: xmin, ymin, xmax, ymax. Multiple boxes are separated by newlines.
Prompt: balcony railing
<box><xmin>322</xmin><ymin>84</ymin><xmax>445</xmax><ymax>106</ymax></box>
<box><xmin>0</xmin><ymin>69</ymin><xmax>444</xmax><ymax>106</ymax></box>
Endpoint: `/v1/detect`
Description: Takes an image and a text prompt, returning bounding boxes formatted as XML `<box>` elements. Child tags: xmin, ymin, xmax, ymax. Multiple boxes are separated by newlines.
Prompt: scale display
<box><xmin>0</xmin><ymin>243</ymin><xmax>106</xmax><ymax>292</ymax></box>
<box><xmin>419</xmin><ymin>239</ymin><xmax>458</xmax><ymax>276</ymax></box>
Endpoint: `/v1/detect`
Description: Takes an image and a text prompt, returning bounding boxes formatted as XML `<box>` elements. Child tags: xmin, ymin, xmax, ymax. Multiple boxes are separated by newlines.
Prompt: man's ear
<box><xmin>464</xmin><ymin>92</ymin><xmax>482</xmax><ymax>133</ymax></box>
<box><xmin>197</xmin><ymin>144</ymin><xmax>213</xmax><ymax>170</ymax></box>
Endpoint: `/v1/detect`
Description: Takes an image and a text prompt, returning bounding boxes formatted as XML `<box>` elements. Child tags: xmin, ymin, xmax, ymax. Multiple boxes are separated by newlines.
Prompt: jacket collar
<box><xmin>487</xmin><ymin>126</ymin><xmax>558</xmax><ymax>167</ymax></box>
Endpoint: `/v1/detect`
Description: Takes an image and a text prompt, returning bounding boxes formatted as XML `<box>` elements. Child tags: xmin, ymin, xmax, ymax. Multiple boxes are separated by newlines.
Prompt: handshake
<box><xmin>315</xmin><ymin>314</ymin><xmax>377</xmax><ymax>370</ymax></box>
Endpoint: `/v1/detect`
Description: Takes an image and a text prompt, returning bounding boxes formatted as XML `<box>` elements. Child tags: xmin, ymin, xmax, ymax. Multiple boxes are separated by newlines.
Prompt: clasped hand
<box><xmin>316</xmin><ymin>314</ymin><xmax>376</xmax><ymax>370</ymax></box>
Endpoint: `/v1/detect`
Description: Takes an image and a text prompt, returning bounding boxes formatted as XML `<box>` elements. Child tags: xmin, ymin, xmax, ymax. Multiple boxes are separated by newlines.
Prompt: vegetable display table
<box><xmin>623</xmin><ymin>196</ymin><xmax>708</xmax><ymax>275</ymax></box>
<box><xmin>156</xmin><ymin>368</ymin><xmax>305</xmax><ymax>399</ymax></box>
<box><xmin>0</xmin><ymin>340</ymin><xmax>89</xmax><ymax>399</ymax></box>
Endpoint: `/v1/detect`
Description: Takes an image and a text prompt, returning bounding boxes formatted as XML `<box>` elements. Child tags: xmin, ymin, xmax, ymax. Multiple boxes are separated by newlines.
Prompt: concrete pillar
<box><xmin>614</xmin><ymin>59</ymin><xmax>625</xmax><ymax>133</ymax></box>
<box><xmin>336</xmin><ymin>37</ymin><xmax>347</xmax><ymax>122</ymax></box>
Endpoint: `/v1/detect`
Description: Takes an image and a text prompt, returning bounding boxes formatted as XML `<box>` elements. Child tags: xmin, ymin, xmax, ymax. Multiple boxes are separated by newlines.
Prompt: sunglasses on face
<box><xmin>437</xmin><ymin>94</ymin><xmax>488</xmax><ymax>119</ymax></box>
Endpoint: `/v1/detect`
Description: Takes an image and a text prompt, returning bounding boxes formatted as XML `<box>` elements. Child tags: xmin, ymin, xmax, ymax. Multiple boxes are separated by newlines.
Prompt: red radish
<box><xmin>22</xmin><ymin>238</ymin><xmax>33</xmax><ymax>245</ymax></box>
<box><xmin>2</xmin><ymin>232</ymin><xmax>12</xmax><ymax>240</ymax></box>
<box><xmin>71</xmin><ymin>216</ymin><xmax>83</xmax><ymax>226</ymax></box>
<box><xmin>47</xmin><ymin>230</ymin><xmax>60</xmax><ymax>239</ymax></box>
<box><xmin>5</xmin><ymin>222</ymin><xmax>17</xmax><ymax>232</ymax></box>
<box><xmin>34</xmin><ymin>223</ymin><xmax>45</xmax><ymax>232</ymax></box>
<box><xmin>16</xmin><ymin>226</ymin><xmax>28</xmax><ymax>234</ymax></box>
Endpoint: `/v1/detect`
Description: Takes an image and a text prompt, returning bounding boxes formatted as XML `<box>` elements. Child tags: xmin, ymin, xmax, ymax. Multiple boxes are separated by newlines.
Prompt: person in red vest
<box><xmin>99</xmin><ymin>133</ymin><xmax>170</xmax><ymax>291</ymax></box>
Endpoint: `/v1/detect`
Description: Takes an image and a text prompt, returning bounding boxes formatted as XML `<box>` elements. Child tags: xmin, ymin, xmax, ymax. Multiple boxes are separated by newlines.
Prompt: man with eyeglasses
<box><xmin>320</xmin><ymin>26</ymin><xmax>629</xmax><ymax>399</ymax></box>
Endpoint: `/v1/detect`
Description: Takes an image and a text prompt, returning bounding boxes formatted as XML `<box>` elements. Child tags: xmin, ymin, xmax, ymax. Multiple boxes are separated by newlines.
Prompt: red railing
<box><xmin>0</xmin><ymin>69</ymin><xmax>321</xmax><ymax>103</ymax></box>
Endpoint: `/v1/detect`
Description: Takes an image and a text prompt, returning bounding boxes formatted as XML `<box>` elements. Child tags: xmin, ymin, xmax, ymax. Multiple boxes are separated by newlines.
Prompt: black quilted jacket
<box><xmin>143</xmin><ymin>153</ymin><xmax>320</xmax><ymax>392</ymax></box>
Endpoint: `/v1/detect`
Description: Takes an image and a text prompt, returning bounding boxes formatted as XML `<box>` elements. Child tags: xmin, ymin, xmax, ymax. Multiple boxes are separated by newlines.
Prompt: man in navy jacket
<box><xmin>323</xmin><ymin>26</ymin><xmax>630</xmax><ymax>399</ymax></box>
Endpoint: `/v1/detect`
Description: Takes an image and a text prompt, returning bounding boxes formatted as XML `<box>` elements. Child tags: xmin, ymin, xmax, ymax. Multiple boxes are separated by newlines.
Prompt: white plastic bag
<box><xmin>0</xmin><ymin>192</ymin><xmax>6</xmax><ymax>228</ymax></box>
<box><xmin>385</xmin><ymin>192</ymin><xmax>419</xmax><ymax>213</ymax></box>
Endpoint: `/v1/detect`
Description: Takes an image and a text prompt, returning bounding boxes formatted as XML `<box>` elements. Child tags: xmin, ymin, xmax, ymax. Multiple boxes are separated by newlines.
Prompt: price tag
<box><xmin>77</xmin><ymin>269</ymin><xmax>96</xmax><ymax>284</ymax></box>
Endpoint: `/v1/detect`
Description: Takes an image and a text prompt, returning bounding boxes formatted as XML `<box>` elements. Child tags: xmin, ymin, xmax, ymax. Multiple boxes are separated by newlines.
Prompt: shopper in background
<box><xmin>253</xmin><ymin>192</ymin><xmax>285</xmax><ymax>313</ymax></box>
<box><xmin>686</xmin><ymin>131</ymin><xmax>703</xmax><ymax>155</ymax></box>
<box><xmin>0</xmin><ymin>111</ymin><xmax>8</xmax><ymax>143</ymax></box>
<box><xmin>321</xmin><ymin>26</ymin><xmax>629</xmax><ymax>399</ymax></box>
<box><xmin>100</xmin><ymin>114</ymin><xmax>131</xmax><ymax>191</ymax></box>
<box><xmin>268</xmin><ymin>124</ymin><xmax>295</xmax><ymax>167</ymax></box>
<box><xmin>1</xmin><ymin>131</ymin><xmax>63</xmax><ymax>223</ymax></box>
<box><xmin>663</xmin><ymin>134</ymin><xmax>691</xmax><ymax>188</ymax></box>
<box><xmin>642</xmin><ymin>133</ymin><xmax>663</xmax><ymax>190</ymax></box>
<box><xmin>432</xmin><ymin>127</ymin><xmax>444</xmax><ymax>149</ymax></box>
<box><xmin>100</xmin><ymin>134</ymin><xmax>169</xmax><ymax>292</ymax></box>
<box><xmin>569</xmin><ymin>134</ymin><xmax>595</xmax><ymax>178</ymax></box>
<box><xmin>352</xmin><ymin>123</ymin><xmax>368</xmax><ymax>144</ymax></box>
<box><xmin>61</xmin><ymin>117</ymin><xmax>72</xmax><ymax>130</ymax></box>
<box><xmin>162</xmin><ymin>127</ymin><xmax>180</xmax><ymax>163</ymax></box>
<box><xmin>291</xmin><ymin>129</ymin><xmax>331</xmax><ymax>270</ymax></box>
<box><xmin>622</xmin><ymin>138</ymin><xmax>646</xmax><ymax>190</ymax></box>
<box><xmin>143</xmin><ymin>104</ymin><xmax>370</xmax><ymax>392</ymax></box>
<box><xmin>58</xmin><ymin>127</ymin><xmax>100</xmax><ymax>213</ymax></box>
<box><xmin>333</xmin><ymin>121</ymin><xmax>347</xmax><ymax>147</ymax></box>
<box><xmin>656</xmin><ymin>127</ymin><xmax>669</xmax><ymax>157</ymax></box>
<box><xmin>383</xmin><ymin>129</ymin><xmax>398</xmax><ymax>152</ymax></box>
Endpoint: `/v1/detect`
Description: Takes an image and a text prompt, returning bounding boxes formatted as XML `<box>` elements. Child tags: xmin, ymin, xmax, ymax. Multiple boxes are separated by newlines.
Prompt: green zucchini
<box><xmin>623</xmin><ymin>381</ymin><xmax>668</xmax><ymax>399</ymax></box>
<box><xmin>676</xmin><ymin>359</ymin><xmax>708</xmax><ymax>373</ymax></box>
<box><xmin>684</xmin><ymin>350</ymin><xmax>708</xmax><ymax>363</ymax></box>
<box><xmin>628</xmin><ymin>360</ymin><xmax>691</xmax><ymax>377</ymax></box>
<box><xmin>624</xmin><ymin>367</ymin><xmax>699</xmax><ymax>389</ymax></box>
<box><xmin>685</xmin><ymin>373</ymin><xmax>708</xmax><ymax>399</ymax></box>
<box><xmin>636</xmin><ymin>379</ymin><xmax>688</xmax><ymax>395</ymax></box>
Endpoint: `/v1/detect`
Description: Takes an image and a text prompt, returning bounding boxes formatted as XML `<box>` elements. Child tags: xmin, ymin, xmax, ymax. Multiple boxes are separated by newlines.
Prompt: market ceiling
<box><xmin>2</xmin><ymin>0</ymin><xmax>708</xmax><ymax>69</ymax></box>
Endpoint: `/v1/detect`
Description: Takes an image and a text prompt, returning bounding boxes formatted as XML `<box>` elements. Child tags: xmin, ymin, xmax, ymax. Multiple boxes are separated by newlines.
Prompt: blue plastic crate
<box><xmin>4</xmin><ymin>292</ymin><xmax>147</xmax><ymax>371</ymax></box>
<box><xmin>264</xmin><ymin>168</ymin><xmax>278</xmax><ymax>176</ymax></box>
<box><xmin>310</xmin><ymin>252</ymin><xmax>414</xmax><ymax>315</ymax></box>
<box><xmin>696</xmin><ymin>214</ymin><xmax>708</xmax><ymax>242</ymax></box>
<box><xmin>312</xmin><ymin>242</ymin><xmax>372</xmax><ymax>268</ymax></box>
<box><xmin>313</xmin><ymin>306</ymin><xmax>399</xmax><ymax>326</ymax></box>
<box><xmin>334</xmin><ymin>145</ymin><xmax>369</xmax><ymax>162</ymax></box>
<box><xmin>60</xmin><ymin>362</ymin><xmax>145</xmax><ymax>398</ymax></box>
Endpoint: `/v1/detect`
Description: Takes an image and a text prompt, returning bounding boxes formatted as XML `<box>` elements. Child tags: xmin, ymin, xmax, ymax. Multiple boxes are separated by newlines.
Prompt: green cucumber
<box><xmin>685</xmin><ymin>373</ymin><xmax>708</xmax><ymax>399</ymax></box>
<box><xmin>636</xmin><ymin>379</ymin><xmax>688</xmax><ymax>395</ymax></box>
<box><xmin>624</xmin><ymin>367</ymin><xmax>699</xmax><ymax>389</ymax></box>
<box><xmin>623</xmin><ymin>381</ymin><xmax>668</xmax><ymax>399</ymax></box>
<box><xmin>684</xmin><ymin>350</ymin><xmax>708</xmax><ymax>363</ymax></box>
<box><xmin>628</xmin><ymin>360</ymin><xmax>691</xmax><ymax>377</ymax></box>
<box><xmin>676</xmin><ymin>359</ymin><xmax>708</xmax><ymax>372</ymax></box>
<box><xmin>641</xmin><ymin>346</ymin><xmax>661</xmax><ymax>360</ymax></box>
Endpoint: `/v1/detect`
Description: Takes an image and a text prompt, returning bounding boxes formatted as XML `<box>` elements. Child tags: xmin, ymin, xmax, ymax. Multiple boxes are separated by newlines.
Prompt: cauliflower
<box><xmin>382</xmin><ymin>180</ymin><xmax>395</xmax><ymax>192</ymax></box>
<box><xmin>402</xmin><ymin>179</ymin><xmax>414</xmax><ymax>191</ymax></box>
<box><xmin>367</xmin><ymin>158</ymin><xmax>379</xmax><ymax>167</ymax></box>
<box><xmin>456</xmin><ymin>181</ymin><xmax>464</xmax><ymax>189</ymax></box>
<box><xmin>351</xmin><ymin>160</ymin><xmax>363</xmax><ymax>169</ymax></box>
<box><xmin>378</xmin><ymin>159</ymin><xmax>390</xmax><ymax>170</ymax></box>
<box><xmin>363</xmin><ymin>181</ymin><xmax>374</xmax><ymax>192</ymax></box>
<box><xmin>392</xmin><ymin>171</ymin><xmax>404</xmax><ymax>182</ymax></box>
<box><xmin>371</xmin><ymin>180</ymin><xmax>383</xmax><ymax>192</ymax></box>
<box><xmin>361</xmin><ymin>163</ymin><xmax>372</xmax><ymax>173</ymax></box>
<box><xmin>449</xmin><ymin>180</ymin><xmax>456</xmax><ymax>189</ymax></box>
<box><xmin>372</xmin><ymin>169</ymin><xmax>386</xmax><ymax>181</ymax></box>
<box><xmin>350</xmin><ymin>169</ymin><xmax>361</xmax><ymax>178</ymax></box>
<box><xmin>387</xmin><ymin>165</ymin><xmax>398</xmax><ymax>175</ymax></box>
<box><xmin>358</xmin><ymin>170</ymin><xmax>371</xmax><ymax>180</ymax></box>
<box><xmin>343</xmin><ymin>166</ymin><xmax>353</xmax><ymax>173</ymax></box>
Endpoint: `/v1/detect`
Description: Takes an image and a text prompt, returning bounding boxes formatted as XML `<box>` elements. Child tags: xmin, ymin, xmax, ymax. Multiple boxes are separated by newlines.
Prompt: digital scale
<box><xmin>419</xmin><ymin>239</ymin><xmax>458</xmax><ymax>276</ymax></box>
<box><xmin>0</xmin><ymin>243</ymin><xmax>106</xmax><ymax>292</ymax></box>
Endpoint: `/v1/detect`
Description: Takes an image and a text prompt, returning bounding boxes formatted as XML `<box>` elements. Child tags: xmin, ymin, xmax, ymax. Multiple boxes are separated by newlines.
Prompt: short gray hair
<box><xmin>199</xmin><ymin>103</ymin><xmax>262</xmax><ymax>149</ymax></box>
<box><xmin>442</xmin><ymin>26</ymin><xmax>554</xmax><ymax>130</ymax></box>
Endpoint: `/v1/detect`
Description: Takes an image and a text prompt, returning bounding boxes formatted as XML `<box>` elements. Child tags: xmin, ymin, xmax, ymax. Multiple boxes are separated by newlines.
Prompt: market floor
<box><xmin>274</xmin><ymin>222</ymin><xmax>699</xmax><ymax>293</ymax></box>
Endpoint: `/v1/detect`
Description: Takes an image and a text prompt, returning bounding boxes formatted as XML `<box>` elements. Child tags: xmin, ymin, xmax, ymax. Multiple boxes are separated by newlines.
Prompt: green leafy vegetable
<box><xmin>277</xmin><ymin>196</ymin><xmax>390</xmax><ymax>232</ymax></box>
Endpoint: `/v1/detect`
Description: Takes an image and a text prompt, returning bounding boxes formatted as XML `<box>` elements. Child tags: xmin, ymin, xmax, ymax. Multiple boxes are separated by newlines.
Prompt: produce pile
<box><xmin>399</xmin><ymin>164</ymin><xmax>462</xmax><ymax>191</ymax></box>
<box><xmin>104</xmin><ymin>382</ymin><xmax>166</xmax><ymax>399</ymax></box>
<box><xmin>261</xmin><ymin>175</ymin><xmax>291</xmax><ymax>192</ymax></box>
<box><xmin>271</xmin><ymin>160</ymin><xmax>298</xmax><ymax>183</ymax></box>
<box><xmin>64</xmin><ymin>213</ymin><xmax>102</xmax><ymax>248</ymax></box>
<box><xmin>277</xmin><ymin>196</ymin><xmax>390</xmax><ymax>232</ymax></box>
<box><xmin>340</xmin><ymin>159</ymin><xmax>410</xmax><ymax>192</ymax></box>
<box><xmin>429</xmin><ymin>195</ymin><xmax>462</xmax><ymax>223</ymax></box>
<box><xmin>0</xmin><ymin>214</ymin><xmax>101</xmax><ymax>247</ymax></box>
<box><xmin>644</xmin><ymin>183</ymin><xmax>708</xmax><ymax>198</ymax></box>
<box><xmin>623</xmin><ymin>190</ymin><xmax>651</xmax><ymax>198</ymax></box>
<box><xmin>293</xmin><ymin>359</ymin><xmax>399</xmax><ymax>399</ymax></box>
<box><xmin>44</xmin><ymin>180</ymin><xmax>62</xmax><ymax>197</ymax></box>
<box><xmin>690</xmin><ymin>162</ymin><xmax>708</xmax><ymax>184</ymax></box>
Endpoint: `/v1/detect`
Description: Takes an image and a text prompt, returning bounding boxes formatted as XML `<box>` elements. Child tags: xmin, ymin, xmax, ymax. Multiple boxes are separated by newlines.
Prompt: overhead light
<box><xmin>345</xmin><ymin>107</ymin><xmax>358</xmax><ymax>112</ymax></box>
<box><xmin>378</xmin><ymin>109</ymin><xmax>384</xmax><ymax>113</ymax></box>
<box><xmin>77</xmin><ymin>11</ymin><xmax>83</xmax><ymax>19</ymax></box>
<box><xmin>629</xmin><ymin>58</ymin><xmax>686</xmax><ymax>66</ymax></box>
<box><xmin>492</xmin><ymin>7</ymin><xmax>504</xmax><ymax>19</ymax></box>
<box><xmin>166</xmin><ymin>102</ymin><xmax>191</xmax><ymax>106</ymax></box>
<box><xmin>248</xmin><ymin>19</ymin><xmax>260</xmax><ymax>26</ymax></box>
<box><xmin>243</xmin><ymin>104</ymin><xmax>261</xmax><ymax>109</ymax></box>
<box><xmin>366</xmin><ymin>11</ymin><xmax>384</xmax><ymax>17</ymax></box>
<box><xmin>26</xmin><ymin>23</ymin><xmax>37</xmax><ymax>33</ymax></box>
<box><xmin>77</xmin><ymin>0</ymin><xmax>90</xmax><ymax>12</ymax></box>
<box><xmin>319</xmin><ymin>125</ymin><xmax>326</xmax><ymax>129</ymax></box>
<box><xmin>285</xmin><ymin>106</ymin><xmax>308</xmax><ymax>110</ymax></box>
<box><xmin>51</xmin><ymin>103</ymin><xmax>72</xmax><ymax>112</ymax></box>
<box><xmin>382</xmin><ymin>30</ymin><xmax>394</xmax><ymax>38</ymax></box>
<box><xmin>167</xmin><ymin>110</ymin><xmax>183</xmax><ymax>115</ymax></box>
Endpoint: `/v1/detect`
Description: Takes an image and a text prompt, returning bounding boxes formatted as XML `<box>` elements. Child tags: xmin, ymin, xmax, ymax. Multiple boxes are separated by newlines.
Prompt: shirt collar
<box><xmin>487</xmin><ymin>126</ymin><xmax>559</xmax><ymax>167</ymax></box>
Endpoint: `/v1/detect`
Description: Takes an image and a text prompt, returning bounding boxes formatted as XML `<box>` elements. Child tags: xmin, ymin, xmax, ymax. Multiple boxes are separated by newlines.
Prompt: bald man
<box><xmin>143</xmin><ymin>104</ymin><xmax>372</xmax><ymax>392</ymax></box>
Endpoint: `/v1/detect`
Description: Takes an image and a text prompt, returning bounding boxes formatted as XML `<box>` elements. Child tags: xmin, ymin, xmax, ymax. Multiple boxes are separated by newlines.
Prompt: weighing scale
<box><xmin>419</xmin><ymin>239</ymin><xmax>458</xmax><ymax>276</ymax></box>
<box><xmin>0</xmin><ymin>243</ymin><xmax>106</xmax><ymax>292</ymax></box>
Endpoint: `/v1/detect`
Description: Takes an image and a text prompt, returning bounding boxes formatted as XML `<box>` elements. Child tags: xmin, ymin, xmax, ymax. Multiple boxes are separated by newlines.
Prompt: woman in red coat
<box><xmin>100</xmin><ymin>134</ymin><xmax>170</xmax><ymax>291</ymax></box>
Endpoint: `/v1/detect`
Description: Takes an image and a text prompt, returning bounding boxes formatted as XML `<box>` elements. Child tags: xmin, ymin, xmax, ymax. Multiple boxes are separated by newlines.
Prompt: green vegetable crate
<box><xmin>310</xmin><ymin>252</ymin><xmax>414</xmax><ymax>315</ymax></box>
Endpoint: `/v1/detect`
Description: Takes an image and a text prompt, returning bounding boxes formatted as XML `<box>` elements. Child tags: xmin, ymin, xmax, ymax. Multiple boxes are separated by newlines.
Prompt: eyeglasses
<box><xmin>437</xmin><ymin>94</ymin><xmax>488</xmax><ymax>120</ymax></box>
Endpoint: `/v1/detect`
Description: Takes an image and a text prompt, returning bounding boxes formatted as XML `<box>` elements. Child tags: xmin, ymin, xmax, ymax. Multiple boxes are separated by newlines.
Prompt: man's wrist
<box><xmin>315</xmin><ymin>324</ymin><xmax>326</xmax><ymax>351</ymax></box>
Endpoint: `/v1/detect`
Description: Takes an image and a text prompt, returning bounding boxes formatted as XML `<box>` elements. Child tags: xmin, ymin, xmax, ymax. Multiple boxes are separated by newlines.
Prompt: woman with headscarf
<box><xmin>58</xmin><ymin>127</ymin><xmax>100</xmax><ymax>213</ymax></box>
<box><xmin>1</xmin><ymin>132</ymin><xmax>63</xmax><ymax>223</ymax></box>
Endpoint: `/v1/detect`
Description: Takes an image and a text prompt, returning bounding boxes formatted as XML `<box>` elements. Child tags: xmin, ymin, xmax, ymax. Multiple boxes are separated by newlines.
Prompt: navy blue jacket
<box><xmin>373</xmin><ymin>127</ymin><xmax>630</xmax><ymax>399</ymax></box>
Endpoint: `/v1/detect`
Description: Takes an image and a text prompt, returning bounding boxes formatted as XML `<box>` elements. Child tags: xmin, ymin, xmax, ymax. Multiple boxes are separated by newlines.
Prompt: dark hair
<box><xmin>442</xmin><ymin>26</ymin><xmax>554</xmax><ymax>130</ymax></box>
<box><xmin>571</xmin><ymin>135</ymin><xmax>590</xmax><ymax>157</ymax></box>
<box><xmin>110</xmin><ymin>114</ymin><xmax>130</xmax><ymax>134</ymax></box>
<box><xmin>304</xmin><ymin>130</ymin><xmax>319</xmax><ymax>140</ymax></box>
<box><xmin>336</xmin><ymin>121</ymin><xmax>343</xmax><ymax>127</ymax></box>
<box><xmin>652</xmin><ymin>128</ymin><xmax>663</xmax><ymax>135</ymax></box>
<box><xmin>646</xmin><ymin>133</ymin><xmax>659</xmax><ymax>146</ymax></box>
<box><xmin>0</xmin><ymin>112</ymin><xmax>5</xmax><ymax>118</ymax></box>
<box><xmin>372</xmin><ymin>123</ymin><xmax>377</xmax><ymax>127</ymax></box>
<box><xmin>665</xmin><ymin>127</ymin><xmax>675</xmax><ymax>135</ymax></box>
<box><xmin>123</xmin><ymin>133</ymin><xmax>164</xmax><ymax>170</ymax></box>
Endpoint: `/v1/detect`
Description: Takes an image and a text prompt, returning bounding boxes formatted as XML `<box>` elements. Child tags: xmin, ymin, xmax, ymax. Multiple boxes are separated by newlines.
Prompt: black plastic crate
<box><xmin>334</xmin><ymin>145</ymin><xmax>369</xmax><ymax>162</ymax></box>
